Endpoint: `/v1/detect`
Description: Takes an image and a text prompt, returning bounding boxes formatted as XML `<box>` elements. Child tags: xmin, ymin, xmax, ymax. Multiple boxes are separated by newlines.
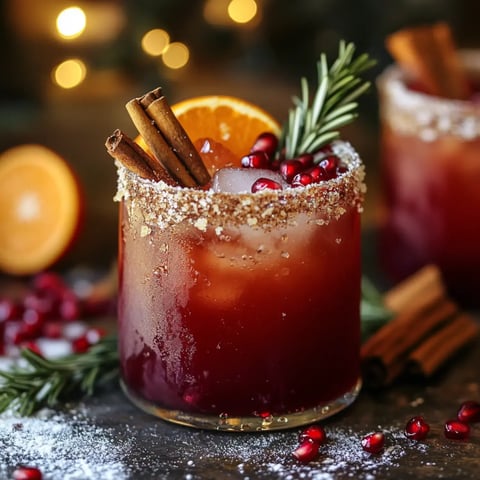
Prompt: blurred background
<box><xmin>1</xmin><ymin>0</ymin><xmax>479</xmax><ymax>271</ymax></box>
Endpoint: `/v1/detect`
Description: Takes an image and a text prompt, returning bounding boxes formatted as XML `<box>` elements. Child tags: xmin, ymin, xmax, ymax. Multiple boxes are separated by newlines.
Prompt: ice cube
<box><xmin>212</xmin><ymin>168</ymin><xmax>287</xmax><ymax>193</ymax></box>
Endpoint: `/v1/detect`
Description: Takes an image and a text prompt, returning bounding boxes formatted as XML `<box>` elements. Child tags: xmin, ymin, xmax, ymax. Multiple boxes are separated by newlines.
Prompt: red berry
<box><xmin>298</xmin><ymin>425</ymin><xmax>327</xmax><ymax>445</ymax></box>
<box><xmin>251</xmin><ymin>177</ymin><xmax>283</xmax><ymax>193</ymax></box>
<box><xmin>296</xmin><ymin>153</ymin><xmax>314</xmax><ymax>169</ymax></box>
<box><xmin>361</xmin><ymin>432</ymin><xmax>385</xmax><ymax>454</ymax></box>
<box><xmin>292</xmin><ymin>439</ymin><xmax>320</xmax><ymax>463</ymax></box>
<box><xmin>59</xmin><ymin>294</ymin><xmax>81</xmax><ymax>321</ymax></box>
<box><xmin>249</xmin><ymin>132</ymin><xmax>278</xmax><ymax>158</ymax></box>
<box><xmin>404</xmin><ymin>416</ymin><xmax>430</xmax><ymax>440</ymax></box>
<box><xmin>72</xmin><ymin>335</ymin><xmax>91</xmax><ymax>353</ymax></box>
<box><xmin>457</xmin><ymin>400</ymin><xmax>480</xmax><ymax>423</ymax></box>
<box><xmin>318</xmin><ymin>154</ymin><xmax>340</xmax><ymax>179</ymax></box>
<box><xmin>42</xmin><ymin>321</ymin><xmax>63</xmax><ymax>339</ymax></box>
<box><xmin>444</xmin><ymin>419</ymin><xmax>470</xmax><ymax>440</ymax></box>
<box><xmin>241</xmin><ymin>151</ymin><xmax>270</xmax><ymax>169</ymax></box>
<box><xmin>291</xmin><ymin>172</ymin><xmax>313</xmax><ymax>187</ymax></box>
<box><xmin>0</xmin><ymin>298</ymin><xmax>22</xmax><ymax>322</ymax></box>
<box><xmin>279</xmin><ymin>159</ymin><xmax>303</xmax><ymax>183</ymax></box>
<box><xmin>13</xmin><ymin>466</ymin><xmax>43</xmax><ymax>480</ymax></box>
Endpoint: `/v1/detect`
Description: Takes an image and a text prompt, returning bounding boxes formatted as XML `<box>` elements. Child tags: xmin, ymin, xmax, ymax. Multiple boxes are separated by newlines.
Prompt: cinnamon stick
<box><xmin>141</xmin><ymin>88</ymin><xmax>210</xmax><ymax>186</ymax></box>
<box><xmin>361</xmin><ymin>265</ymin><xmax>479</xmax><ymax>388</ymax></box>
<box><xmin>126</xmin><ymin>99</ymin><xmax>197</xmax><ymax>187</ymax></box>
<box><xmin>386</xmin><ymin>22</ymin><xmax>470</xmax><ymax>99</ymax></box>
<box><xmin>105</xmin><ymin>129</ymin><xmax>175</xmax><ymax>185</ymax></box>
<box><xmin>407</xmin><ymin>312</ymin><xmax>479</xmax><ymax>377</ymax></box>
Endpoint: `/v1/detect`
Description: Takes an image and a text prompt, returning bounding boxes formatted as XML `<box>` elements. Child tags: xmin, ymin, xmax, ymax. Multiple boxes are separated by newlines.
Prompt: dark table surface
<box><xmin>1</xmin><ymin>326</ymin><xmax>479</xmax><ymax>480</ymax></box>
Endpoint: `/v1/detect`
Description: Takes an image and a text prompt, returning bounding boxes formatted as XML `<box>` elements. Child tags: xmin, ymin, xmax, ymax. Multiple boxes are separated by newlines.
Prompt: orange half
<box><xmin>0</xmin><ymin>145</ymin><xmax>82</xmax><ymax>275</ymax></box>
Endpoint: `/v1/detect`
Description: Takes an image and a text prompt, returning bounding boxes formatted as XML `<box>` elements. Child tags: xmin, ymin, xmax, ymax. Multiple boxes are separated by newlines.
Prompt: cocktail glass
<box><xmin>377</xmin><ymin>51</ymin><xmax>480</xmax><ymax>306</ymax></box>
<box><xmin>115</xmin><ymin>140</ymin><xmax>365</xmax><ymax>431</ymax></box>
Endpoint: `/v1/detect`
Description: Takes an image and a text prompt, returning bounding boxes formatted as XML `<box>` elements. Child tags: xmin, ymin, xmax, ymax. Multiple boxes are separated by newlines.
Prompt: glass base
<box><xmin>120</xmin><ymin>378</ymin><xmax>362</xmax><ymax>431</ymax></box>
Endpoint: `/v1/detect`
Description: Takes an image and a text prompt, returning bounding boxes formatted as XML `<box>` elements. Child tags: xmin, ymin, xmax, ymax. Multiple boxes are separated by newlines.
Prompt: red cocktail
<box><xmin>378</xmin><ymin>52</ymin><xmax>480</xmax><ymax>306</ymax></box>
<box><xmin>116</xmin><ymin>141</ymin><xmax>365</xmax><ymax>430</ymax></box>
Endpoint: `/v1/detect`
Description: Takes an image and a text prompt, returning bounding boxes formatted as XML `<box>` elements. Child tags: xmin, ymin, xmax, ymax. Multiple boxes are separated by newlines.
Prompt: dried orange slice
<box><xmin>171</xmin><ymin>95</ymin><xmax>281</xmax><ymax>172</ymax></box>
<box><xmin>0</xmin><ymin>145</ymin><xmax>82</xmax><ymax>275</ymax></box>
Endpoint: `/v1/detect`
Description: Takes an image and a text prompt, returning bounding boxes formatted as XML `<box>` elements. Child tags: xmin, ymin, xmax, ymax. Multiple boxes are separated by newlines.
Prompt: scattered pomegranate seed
<box><xmin>361</xmin><ymin>432</ymin><xmax>385</xmax><ymax>454</ymax></box>
<box><xmin>72</xmin><ymin>335</ymin><xmax>91</xmax><ymax>354</ymax></box>
<box><xmin>457</xmin><ymin>400</ymin><xmax>480</xmax><ymax>423</ymax></box>
<box><xmin>42</xmin><ymin>321</ymin><xmax>63</xmax><ymax>339</ymax></box>
<box><xmin>251</xmin><ymin>177</ymin><xmax>283</xmax><ymax>193</ymax></box>
<box><xmin>249</xmin><ymin>132</ymin><xmax>278</xmax><ymax>158</ymax></box>
<box><xmin>279</xmin><ymin>159</ymin><xmax>303</xmax><ymax>182</ymax></box>
<box><xmin>20</xmin><ymin>340</ymin><xmax>42</xmax><ymax>356</ymax></box>
<box><xmin>32</xmin><ymin>271</ymin><xmax>66</xmax><ymax>296</ymax></box>
<box><xmin>0</xmin><ymin>298</ymin><xmax>22</xmax><ymax>322</ymax></box>
<box><xmin>444</xmin><ymin>419</ymin><xmax>470</xmax><ymax>440</ymax></box>
<box><xmin>12</xmin><ymin>466</ymin><xmax>43</xmax><ymax>480</ymax></box>
<box><xmin>59</xmin><ymin>294</ymin><xmax>81</xmax><ymax>321</ymax></box>
<box><xmin>241</xmin><ymin>151</ymin><xmax>270</xmax><ymax>169</ymax></box>
<box><xmin>23</xmin><ymin>292</ymin><xmax>57</xmax><ymax>319</ymax></box>
<box><xmin>298</xmin><ymin>425</ymin><xmax>327</xmax><ymax>445</ymax></box>
<box><xmin>292</xmin><ymin>439</ymin><xmax>320</xmax><ymax>463</ymax></box>
<box><xmin>404</xmin><ymin>416</ymin><xmax>430</xmax><ymax>440</ymax></box>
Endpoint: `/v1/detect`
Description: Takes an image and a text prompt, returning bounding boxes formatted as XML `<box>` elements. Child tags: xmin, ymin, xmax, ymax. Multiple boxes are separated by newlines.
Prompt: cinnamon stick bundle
<box><xmin>126</xmin><ymin>88</ymin><xmax>210</xmax><ymax>187</ymax></box>
<box><xmin>386</xmin><ymin>22</ymin><xmax>470</xmax><ymax>99</ymax></box>
<box><xmin>105</xmin><ymin>129</ymin><xmax>176</xmax><ymax>185</ymax></box>
<box><xmin>361</xmin><ymin>265</ymin><xmax>479</xmax><ymax>389</ymax></box>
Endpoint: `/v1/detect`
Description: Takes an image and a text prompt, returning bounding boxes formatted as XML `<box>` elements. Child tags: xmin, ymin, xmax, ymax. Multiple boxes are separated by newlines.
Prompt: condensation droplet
<box><xmin>281</xmin><ymin>251</ymin><xmax>290</xmax><ymax>259</ymax></box>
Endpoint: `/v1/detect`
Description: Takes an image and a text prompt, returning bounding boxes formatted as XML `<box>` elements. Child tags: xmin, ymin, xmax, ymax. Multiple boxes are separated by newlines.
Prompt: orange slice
<box><xmin>0</xmin><ymin>145</ymin><xmax>83</xmax><ymax>275</ymax></box>
<box><xmin>172</xmin><ymin>95</ymin><xmax>281</xmax><ymax>173</ymax></box>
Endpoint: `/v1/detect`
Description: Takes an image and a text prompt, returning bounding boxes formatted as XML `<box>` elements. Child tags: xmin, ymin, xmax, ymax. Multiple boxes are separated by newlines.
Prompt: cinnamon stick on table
<box><xmin>361</xmin><ymin>265</ymin><xmax>479</xmax><ymax>389</ymax></box>
<box><xmin>386</xmin><ymin>22</ymin><xmax>471</xmax><ymax>100</ymax></box>
<box><xmin>126</xmin><ymin>88</ymin><xmax>210</xmax><ymax>187</ymax></box>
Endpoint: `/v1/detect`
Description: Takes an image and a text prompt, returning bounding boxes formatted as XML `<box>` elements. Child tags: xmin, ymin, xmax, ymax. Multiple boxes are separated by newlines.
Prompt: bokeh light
<box><xmin>52</xmin><ymin>59</ymin><xmax>87</xmax><ymax>89</ymax></box>
<box><xmin>228</xmin><ymin>0</ymin><xmax>258</xmax><ymax>24</ymax></box>
<box><xmin>162</xmin><ymin>42</ymin><xmax>190</xmax><ymax>69</ymax></box>
<box><xmin>141</xmin><ymin>29</ymin><xmax>170</xmax><ymax>56</ymax></box>
<box><xmin>56</xmin><ymin>6</ymin><xmax>87</xmax><ymax>39</ymax></box>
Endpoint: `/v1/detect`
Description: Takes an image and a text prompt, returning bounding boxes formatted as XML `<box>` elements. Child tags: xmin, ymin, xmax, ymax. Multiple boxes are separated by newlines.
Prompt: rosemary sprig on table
<box><xmin>0</xmin><ymin>336</ymin><xmax>119</xmax><ymax>416</ymax></box>
<box><xmin>280</xmin><ymin>41</ymin><xmax>376</xmax><ymax>159</ymax></box>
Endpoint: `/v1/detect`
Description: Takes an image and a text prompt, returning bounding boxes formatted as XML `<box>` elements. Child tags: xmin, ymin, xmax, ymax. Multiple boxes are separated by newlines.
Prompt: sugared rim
<box><xmin>115</xmin><ymin>140</ymin><xmax>365</xmax><ymax>231</ymax></box>
<box><xmin>377</xmin><ymin>50</ymin><xmax>480</xmax><ymax>141</ymax></box>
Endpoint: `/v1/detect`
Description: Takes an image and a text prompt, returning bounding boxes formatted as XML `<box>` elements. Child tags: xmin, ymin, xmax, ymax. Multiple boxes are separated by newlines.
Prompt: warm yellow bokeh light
<box><xmin>228</xmin><ymin>0</ymin><xmax>257</xmax><ymax>24</ymax></box>
<box><xmin>52</xmin><ymin>59</ymin><xmax>87</xmax><ymax>89</ymax></box>
<box><xmin>141</xmin><ymin>29</ymin><xmax>170</xmax><ymax>56</ymax></box>
<box><xmin>56</xmin><ymin>6</ymin><xmax>87</xmax><ymax>39</ymax></box>
<box><xmin>162</xmin><ymin>42</ymin><xmax>190</xmax><ymax>69</ymax></box>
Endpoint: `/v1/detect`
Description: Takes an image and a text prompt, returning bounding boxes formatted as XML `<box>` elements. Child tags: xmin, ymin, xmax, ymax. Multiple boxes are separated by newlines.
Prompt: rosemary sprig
<box><xmin>280</xmin><ymin>41</ymin><xmax>376</xmax><ymax>159</ymax></box>
<box><xmin>0</xmin><ymin>336</ymin><xmax>119</xmax><ymax>416</ymax></box>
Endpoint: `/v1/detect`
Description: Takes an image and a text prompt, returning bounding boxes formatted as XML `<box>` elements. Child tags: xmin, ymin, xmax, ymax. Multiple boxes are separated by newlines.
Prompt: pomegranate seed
<box><xmin>251</xmin><ymin>177</ymin><xmax>283</xmax><ymax>193</ymax></box>
<box><xmin>0</xmin><ymin>298</ymin><xmax>22</xmax><ymax>322</ymax></box>
<box><xmin>291</xmin><ymin>172</ymin><xmax>313</xmax><ymax>187</ymax></box>
<box><xmin>444</xmin><ymin>419</ymin><xmax>470</xmax><ymax>440</ymax></box>
<box><xmin>306</xmin><ymin>165</ymin><xmax>329</xmax><ymax>183</ymax></box>
<box><xmin>23</xmin><ymin>293</ymin><xmax>57</xmax><ymax>319</ymax></box>
<box><xmin>241</xmin><ymin>151</ymin><xmax>270</xmax><ymax>169</ymax></box>
<box><xmin>296</xmin><ymin>153</ymin><xmax>314</xmax><ymax>169</ymax></box>
<box><xmin>404</xmin><ymin>416</ymin><xmax>430</xmax><ymax>440</ymax></box>
<box><xmin>318</xmin><ymin>154</ymin><xmax>340</xmax><ymax>178</ymax></box>
<box><xmin>22</xmin><ymin>309</ymin><xmax>46</xmax><ymax>337</ymax></box>
<box><xmin>279</xmin><ymin>159</ymin><xmax>303</xmax><ymax>183</ymax></box>
<box><xmin>42</xmin><ymin>321</ymin><xmax>63</xmax><ymax>339</ymax></box>
<box><xmin>13</xmin><ymin>466</ymin><xmax>43</xmax><ymax>480</ymax></box>
<box><xmin>299</xmin><ymin>425</ymin><xmax>327</xmax><ymax>445</ymax></box>
<box><xmin>59</xmin><ymin>294</ymin><xmax>81</xmax><ymax>321</ymax></box>
<box><xmin>457</xmin><ymin>400</ymin><xmax>480</xmax><ymax>423</ymax></box>
<box><xmin>361</xmin><ymin>432</ymin><xmax>385</xmax><ymax>454</ymax></box>
<box><xmin>72</xmin><ymin>335</ymin><xmax>91</xmax><ymax>353</ymax></box>
<box><xmin>32</xmin><ymin>272</ymin><xmax>66</xmax><ymax>296</ymax></box>
<box><xmin>292</xmin><ymin>439</ymin><xmax>320</xmax><ymax>463</ymax></box>
<box><xmin>249</xmin><ymin>132</ymin><xmax>278</xmax><ymax>158</ymax></box>
<box><xmin>20</xmin><ymin>341</ymin><xmax>42</xmax><ymax>356</ymax></box>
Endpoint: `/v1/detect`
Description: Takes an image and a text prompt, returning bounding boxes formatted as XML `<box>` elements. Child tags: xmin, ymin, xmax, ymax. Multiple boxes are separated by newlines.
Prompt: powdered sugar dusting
<box><xmin>0</xmin><ymin>409</ymin><xmax>131</xmax><ymax>480</ymax></box>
